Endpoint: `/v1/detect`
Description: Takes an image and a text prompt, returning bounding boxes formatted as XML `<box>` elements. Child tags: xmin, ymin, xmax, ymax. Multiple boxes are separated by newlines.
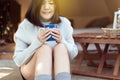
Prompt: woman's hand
<box><xmin>38</xmin><ymin>29</ymin><xmax>51</xmax><ymax>43</ymax></box>
<box><xmin>51</xmin><ymin>29</ymin><xmax>62</xmax><ymax>43</ymax></box>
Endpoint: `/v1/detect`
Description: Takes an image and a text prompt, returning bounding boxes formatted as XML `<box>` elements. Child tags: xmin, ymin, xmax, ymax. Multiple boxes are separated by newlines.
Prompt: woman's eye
<box><xmin>42</xmin><ymin>1</ymin><xmax>54</xmax><ymax>5</ymax></box>
<box><xmin>49</xmin><ymin>2</ymin><xmax>54</xmax><ymax>5</ymax></box>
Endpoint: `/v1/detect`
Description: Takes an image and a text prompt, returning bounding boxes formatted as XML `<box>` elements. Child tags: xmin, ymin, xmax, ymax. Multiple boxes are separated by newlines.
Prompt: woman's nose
<box><xmin>44</xmin><ymin>3</ymin><xmax>50</xmax><ymax>9</ymax></box>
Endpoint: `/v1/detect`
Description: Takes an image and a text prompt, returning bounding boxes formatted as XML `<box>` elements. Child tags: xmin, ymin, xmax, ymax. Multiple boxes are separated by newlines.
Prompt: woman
<box><xmin>13</xmin><ymin>0</ymin><xmax>78</xmax><ymax>80</ymax></box>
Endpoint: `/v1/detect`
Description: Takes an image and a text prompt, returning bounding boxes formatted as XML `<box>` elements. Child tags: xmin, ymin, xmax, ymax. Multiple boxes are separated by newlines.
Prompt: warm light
<box><xmin>0</xmin><ymin>67</ymin><xmax>13</xmax><ymax>79</ymax></box>
<box><xmin>0</xmin><ymin>67</ymin><xmax>13</xmax><ymax>70</ymax></box>
<box><xmin>0</xmin><ymin>72</ymin><xmax>12</xmax><ymax>79</ymax></box>
<box><xmin>36</xmin><ymin>63</ymin><xmax>43</xmax><ymax>74</ymax></box>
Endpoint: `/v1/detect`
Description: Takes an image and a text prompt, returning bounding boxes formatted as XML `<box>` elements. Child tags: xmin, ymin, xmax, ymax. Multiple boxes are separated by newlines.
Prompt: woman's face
<box><xmin>40</xmin><ymin>0</ymin><xmax>55</xmax><ymax>21</ymax></box>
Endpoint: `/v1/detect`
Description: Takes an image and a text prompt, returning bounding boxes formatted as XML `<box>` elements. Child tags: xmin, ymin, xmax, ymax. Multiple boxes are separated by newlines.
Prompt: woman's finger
<box><xmin>51</xmin><ymin>29</ymin><xmax>60</xmax><ymax>35</ymax></box>
<box><xmin>51</xmin><ymin>31</ymin><xmax>62</xmax><ymax>43</ymax></box>
<box><xmin>38</xmin><ymin>29</ymin><xmax>51</xmax><ymax>43</ymax></box>
<box><xmin>42</xmin><ymin>30</ymin><xmax>51</xmax><ymax>39</ymax></box>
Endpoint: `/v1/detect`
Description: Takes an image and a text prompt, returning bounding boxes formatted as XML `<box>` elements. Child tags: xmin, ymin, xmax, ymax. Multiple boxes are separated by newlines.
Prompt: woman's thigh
<box><xmin>20</xmin><ymin>52</ymin><xmax>37</xmax><ymax>80</ymax></box>
<box><xmin>35</xmin><ymin>44</ymin><xmax>52</xmax><ymax>75</ymax></box>
<box><xmin>20</xmin><ymin>44</ymin><xmax>52</xmax><ymax>79</ymax></box>
<box><xmin>53</xmin><ymin>43</ymin><xmax>70</xmax><ymax>74</ymax></box>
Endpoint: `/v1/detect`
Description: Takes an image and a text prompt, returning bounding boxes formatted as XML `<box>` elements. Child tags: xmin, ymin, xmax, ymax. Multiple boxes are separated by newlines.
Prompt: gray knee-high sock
<box><xmin>55</xmin><ymin>72</ymin><xmax>71</xmax><ymax>80</ymax></box>
<box><xmin>34</xmin><ymin>74</ymin><xmax>52</xmax><ymax>80</ymax></box>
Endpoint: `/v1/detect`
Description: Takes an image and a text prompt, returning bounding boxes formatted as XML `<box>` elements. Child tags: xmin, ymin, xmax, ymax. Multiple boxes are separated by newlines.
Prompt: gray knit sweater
<box><xmin>13</xmin><ymin>17</ymin><xmax>78</xmax><ymax>67</ymax></box>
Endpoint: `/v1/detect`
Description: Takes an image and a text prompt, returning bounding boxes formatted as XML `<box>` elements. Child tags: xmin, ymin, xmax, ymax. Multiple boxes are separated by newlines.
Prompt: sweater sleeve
<box><xmin>61</xmin><ymin>17</ymin><xmax>78</xmax><ymax>60</ymax></box>
<box><xmin>13</xmin><ymin>24</ymin><xmax>42</xmax><ymax>67</ymax></box>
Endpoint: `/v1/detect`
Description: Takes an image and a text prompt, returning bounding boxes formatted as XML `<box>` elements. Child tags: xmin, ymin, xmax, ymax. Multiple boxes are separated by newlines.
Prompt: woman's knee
<box><xmin>39</xmin><ymin>44</ymin><xmax>52</xmax><ymax>50</ymax></box>
<box><xmin>54</xmin><ymin>43</ymin><xmax>66</xmax><ymax>50</ymax></box>
<box><xmin>53</xmin><ymin>43</ymin><xmax>68</xmax><ymax>56</ymax></box>
<box><xmin>36</xmin><ymin>44</ymin><xmax>52</xmax><ymax>56</ymax></box>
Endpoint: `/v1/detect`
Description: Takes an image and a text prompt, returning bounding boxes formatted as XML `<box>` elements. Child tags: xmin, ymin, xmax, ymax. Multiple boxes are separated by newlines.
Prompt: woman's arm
<box><xmin>61</xmin><ymin>17</ymin><xmax>78</xmax><ymax>60</ymax></box>
<box><xmin>13</xmin><ymin>21</ymin><xmax>42</xmax><ymax>67</ymax></box>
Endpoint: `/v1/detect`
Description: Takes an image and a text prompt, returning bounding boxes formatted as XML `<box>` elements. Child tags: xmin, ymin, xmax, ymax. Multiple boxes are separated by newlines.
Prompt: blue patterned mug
<box><xmin>44</xmin><ymin>24</ymin><xmax>57</xmax><ymax>41</ymax></box>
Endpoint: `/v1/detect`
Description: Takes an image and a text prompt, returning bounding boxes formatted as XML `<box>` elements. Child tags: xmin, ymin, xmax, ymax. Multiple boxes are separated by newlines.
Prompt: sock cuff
<box><xmin>55</xmin><ymin>72</ymin><xmax>71</xmax><ymax>80</ymax></box>
<box><xmin>35</xmin><ymin>74</ymin><xmax>52</xmax><ymax>80</ymax></box>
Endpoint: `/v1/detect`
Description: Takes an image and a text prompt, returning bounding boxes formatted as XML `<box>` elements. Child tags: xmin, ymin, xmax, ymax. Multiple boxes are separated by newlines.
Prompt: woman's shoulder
<box><xmin>59</xmin><ymin>16</ymin><xmax>73</xmax><ymax>32</ymax></box>
<box><xmin>59</xmin><ymin>16</ymin><xmax>70</xmax><ymax>23</ymax></box>
<box><xmin>19</xmin><ymin>18</ymin><xmax>34</xmax><ymax>29</ymax></box>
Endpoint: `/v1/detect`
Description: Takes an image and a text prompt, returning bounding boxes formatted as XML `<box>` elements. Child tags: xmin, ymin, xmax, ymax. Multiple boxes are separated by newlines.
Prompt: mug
<box><xmin>44</xmin><ymin>24</ymin><xmax>57</xmax><ymax>41</ymax></box>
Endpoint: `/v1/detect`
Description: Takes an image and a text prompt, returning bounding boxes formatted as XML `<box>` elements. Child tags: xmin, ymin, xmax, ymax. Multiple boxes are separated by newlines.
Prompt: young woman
<box><xmin>13</xmin><ymin>0</ymin><xmax>78</xmax><ymax>80</ymax></box>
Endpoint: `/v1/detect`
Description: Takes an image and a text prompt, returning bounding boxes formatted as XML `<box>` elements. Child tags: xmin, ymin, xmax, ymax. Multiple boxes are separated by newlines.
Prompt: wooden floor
<box><xmin>0</xmin><ymin>60</ymin><xmax>107</xmax><ymax>80</ymax></box>
<box><xmin>0</xmin><ymin>54</ymin><xmax>108</xmax><ymax>80</ymax></box>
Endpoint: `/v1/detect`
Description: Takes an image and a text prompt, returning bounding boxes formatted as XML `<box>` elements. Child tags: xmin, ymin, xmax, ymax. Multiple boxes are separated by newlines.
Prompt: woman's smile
<box><xmin>40</xmin><ymin>0</ymin><xmax>55</xmax><ymax>21</ymax></box>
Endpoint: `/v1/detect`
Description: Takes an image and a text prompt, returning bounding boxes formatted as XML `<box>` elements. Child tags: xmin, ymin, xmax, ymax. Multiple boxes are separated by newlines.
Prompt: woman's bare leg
<box><xmin>20</xmin><ymin>53</ymin><xmax>36</xmax><ymax>80</ymax></box>
<box><xmin>53</xmin><ymin>43</ymin><xmax>71</xmax><ymax>80</ymax></box>
<box><xmin>20</xmin><ymin>44</ymin><xmax>52</xmax><ymax>80</ymax></box>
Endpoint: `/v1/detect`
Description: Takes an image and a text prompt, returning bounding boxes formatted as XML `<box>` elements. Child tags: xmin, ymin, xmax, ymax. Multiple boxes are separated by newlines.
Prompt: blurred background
<box><xmin>0</xmin><ymin>0</ymin><xmax>120</xmax><ymax>80</ymax></box>
<box><xmin>0</xmin><ymin>0</ymin><xmax>120</xmax><ymax>58</ymax></box>
<box><xmin>0</xmin><ymin>0</ymin><xmax>120</xmax><ymax>43</ymax></box>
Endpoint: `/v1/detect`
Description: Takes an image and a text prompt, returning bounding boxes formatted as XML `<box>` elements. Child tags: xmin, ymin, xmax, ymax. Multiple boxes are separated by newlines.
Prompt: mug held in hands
<box><xmin>45</xmin><ymin>24</ymin><xmax>57</xmax><ymax>41</ymax></box>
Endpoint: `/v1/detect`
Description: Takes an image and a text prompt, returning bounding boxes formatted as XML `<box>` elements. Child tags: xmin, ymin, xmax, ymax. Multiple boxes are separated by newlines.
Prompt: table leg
<box><xmin>113</xmin><ymin>53</ymin><xmax>120</xmax><ymax>76</ymax></box>
<box><xmin>75</xmin><ymin>53</ymin><xmax>84</xmax><ymax>71</ymax></box>
<box><xmin>74</xmin><ymin>43</ymin><xmax>89</xmax><ymax>71</ymax></box>
<box><xmin>86</xmin><ymin>43</ymin><xmax>102</xmax><ymax>67</ymax></box>
<box><xmin>97</xmin><ymin>44</ymin><xmax>109</xmax><ymax>74</ymax></box>
<box><xmin>87</xmin><ymin>44</ymin><xmax>112</xmax><ymax>69</ymax></box>
<box><xmin>97</xmin><ymin>54</ymin><xmax>106</xmax><ymax>74</ymax></box>
<box><xmin>73</xmin><ymin>42</ymin><xmax>92</xmax><ymax>73</ymax></box>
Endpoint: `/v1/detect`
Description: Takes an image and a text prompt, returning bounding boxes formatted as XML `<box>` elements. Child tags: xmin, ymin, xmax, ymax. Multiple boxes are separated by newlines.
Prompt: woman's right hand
<box><xmin>38</xmin><ymin>29</ymin><xmax>51</xmax><ymax>43</ymax></box>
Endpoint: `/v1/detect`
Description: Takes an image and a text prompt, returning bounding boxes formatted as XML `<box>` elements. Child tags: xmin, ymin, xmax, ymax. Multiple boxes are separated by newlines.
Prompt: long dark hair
<box><xmin>25</xmin><ymin>0</ymin><xmax>61</xmax><ymax>27</ymax></box>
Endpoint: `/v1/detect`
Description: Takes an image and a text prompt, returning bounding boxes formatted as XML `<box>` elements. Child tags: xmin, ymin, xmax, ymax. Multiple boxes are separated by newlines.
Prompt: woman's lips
<box><xmin>42</xmin><ymin>11</ymin><xmax>51</xmax><ymax>14</ymax></box>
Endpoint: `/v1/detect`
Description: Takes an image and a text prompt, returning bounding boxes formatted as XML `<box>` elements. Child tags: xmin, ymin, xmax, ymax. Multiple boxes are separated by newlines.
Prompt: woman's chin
<box><xmin>42</xmin><ymin>17</ymin><xmax>52</xmax><ymax>22</ymax></box>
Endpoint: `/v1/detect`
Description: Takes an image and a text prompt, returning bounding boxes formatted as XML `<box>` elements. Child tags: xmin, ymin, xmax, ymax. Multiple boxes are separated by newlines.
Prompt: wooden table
<box><xmin>72</xmin><ymin>33</ymin><xmax>120</xmax><ymax>79</ymax></box>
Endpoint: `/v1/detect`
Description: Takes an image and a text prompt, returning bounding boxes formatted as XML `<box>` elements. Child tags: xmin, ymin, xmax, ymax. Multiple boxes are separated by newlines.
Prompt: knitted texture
<box><xmin>35</xmin><ymin>74</ymin><xmax>52</xmax><ymax>80</ymax></box>
<box><xmin>55</xmin><ymin>72</ymin><xmax>71</xmax><ymax>80</ymax></box>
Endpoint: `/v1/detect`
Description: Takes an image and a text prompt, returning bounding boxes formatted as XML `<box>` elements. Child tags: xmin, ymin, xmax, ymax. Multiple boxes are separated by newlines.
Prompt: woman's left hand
<box><xmin>51</xmin><ymin>29</ymin><xmax>62</xmax><ymax>43</ymax></box>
